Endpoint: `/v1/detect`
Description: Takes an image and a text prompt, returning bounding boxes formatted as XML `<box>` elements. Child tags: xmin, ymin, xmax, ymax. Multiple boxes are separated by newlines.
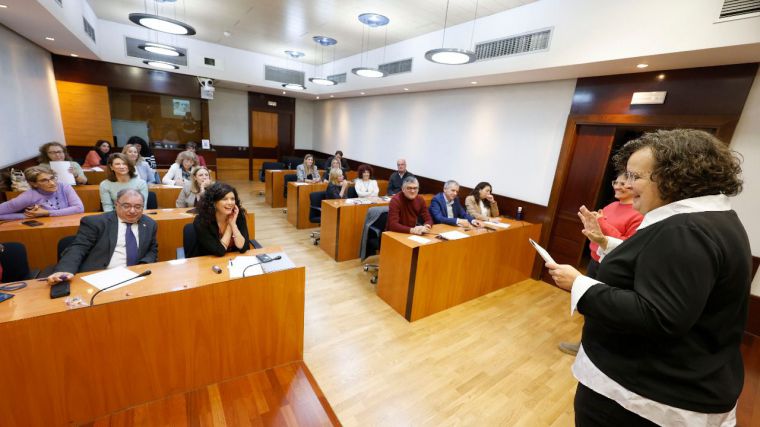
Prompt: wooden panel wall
<box><xmin>251</xmin><ymin>112</ymin><xmax>278</xmax><ymax>148</ymax></box>
<box><xmin>216</xmin><ymin>158</ymin><xmax>250</xmax><ymax>181</ymax></box>
<box><xmin>56</xmin><ymin>81</ymin><xmax>114</xmax><ymax>147</ymax></box>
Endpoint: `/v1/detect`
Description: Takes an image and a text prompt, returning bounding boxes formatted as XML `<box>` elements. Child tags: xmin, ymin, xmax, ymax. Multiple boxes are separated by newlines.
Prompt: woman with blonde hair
<box><xmin>324</xmin><ymin>168</ymin><xmax>348</xmax><ymax>200</ymax></box>
<box><xmin>296</xmin><ymin>154</ymin><xmax>321</xmax><ymax>183</ymax></box>
<box><xmin>122</xmin><ymin>144</ymin><xmax>157</xmax><ymax>184</ymax></box>
<box><xmin>176</xmin><ymin>166</ymin><xmax>212</xmax><ymax>207</ymax></box>
<box><xmin>162</xmin><ymin>150</ymin><xmax>198</xmax><ymax>186</ymax></box>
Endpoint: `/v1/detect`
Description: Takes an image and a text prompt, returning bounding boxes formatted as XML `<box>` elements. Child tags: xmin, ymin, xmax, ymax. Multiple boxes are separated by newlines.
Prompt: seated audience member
<box><xmin>122</xmin><ymin>143</ymin><xmax>157</xmax><ymax>184</ymax></box>
<box><xmin>0</xmin><ymin>165</ymin><xmax>84</xmax><ymax>220</ymax></box>
<box><xmin>176</xmin><ymin>166</ymin><xmax>212</xmax><ymax>208</ymax></box>
<box><xmin>387</xmin><ymin>176</ymin><xmax>433</xmax><ymax>235</ymax></box>
<box><xmin>46</xmin><ymin>189</ymin><xmax>158</xmax><ymax>282</ymax></box>
<box><xmin>325</xmin><ymin>168</ymin><xmax>349</xmax><ymax>200</ymax></box>
<box><xmin>387</xmin><ymin>159</ymin><xmax>414</xmax><ymax>196</ymax></box>
<box><xmin>188</xmin><ymin>182</ymin><xmax>250</xmax><ymax>257</ymax></box>
<box><xmin>163</xmin><ymin>151</ymin><xmax>199</xmax><ymax>186</ymax></box>
<box><xmin>100</xmin><ymin>153</ymin><xmax>148</xmax><ymax>212</ymax></box>
<box><xmin>324</xmin><ymin>150</ymin><xmax>349</xmax><ymax>172</ymax></box>
<box><xmin>82</xmin><ymin>140</ymin><xmax>111</xmax><ymax>168</ymax></box>
<box><xmin>354</xmin><ymin>164</ymin><xmax>379</xmax><ymax>197</ymax></box>
<box><xmin>464</xmin><ymin>182</ymin><xmax>500</xmax><ymax>221</ymax></box>
<box><xmin>38</xmin><ymin>142</ymin><xmax>87</xmax><ymax>185</ymax></box>
<box><xmin>323</xmin><ymin>158</ymin><xmax>343</xmax><ymax>182</ymax></box>
<box><xmin>184</xmin><ymin>141</ymin><xmax>207</xmax><ymax>167</ymax></box>
<box><xmin>127</xmin><ymin>136</ymin><xmax>157</xmax><ymax>169</ymax></box>
<box><xmin>429</xmin><ymin>180</ymin><xmax>481</xmax><ymax>227</ymax></box>
<box><xmin>296</xmin><ymin>154</ymin><xmax>321</xmax><ymax>183</ymax></box>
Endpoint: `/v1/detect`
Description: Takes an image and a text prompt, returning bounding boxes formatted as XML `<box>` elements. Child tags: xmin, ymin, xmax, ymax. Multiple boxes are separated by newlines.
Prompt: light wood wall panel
<box><xmin>55</xmin><ymin>81</ymin><xmax>113</xmax><ymax>147</ymax></box>
<box><xmin>217</xmin><ymin>158</ymin><xmax>249</xmax><ymax>181</ymax></box>
<box><xmin>251</xmin><ymin>111</ymin><xmax>278</xmax><ymax>148</ymax></box>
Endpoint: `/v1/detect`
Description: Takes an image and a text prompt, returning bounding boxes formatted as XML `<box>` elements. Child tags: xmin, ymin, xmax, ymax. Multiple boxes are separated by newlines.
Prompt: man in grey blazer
<box><xmin>47</xmin><ymin>189</ymin><xmax>158</xmax><ymax>284</ymax></box>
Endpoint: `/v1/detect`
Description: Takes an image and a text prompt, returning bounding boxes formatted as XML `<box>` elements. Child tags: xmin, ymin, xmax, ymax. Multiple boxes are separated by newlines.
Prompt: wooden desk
<box><xmin>0</xmin><ymin>209</ymin><xmax>255</xmax><ymax>269</ymax></box>
<box><xmin>0</xmin><ymin>248</ymin><xmax>304</xmax><ymax>426</ymax></box>
<box><xmin>83</xmin><ymin>168</ymin><xmax>108</xmax><ymax>185</ymax></box>
<box><xmin>264</xmin><ymin>169</ymin><xmax>296</xmax><ymax>208</ymax></box>
<box><xmin>4</xmin><ymin>184</ymin><xmax>183</xmax><ymax>212</ymax></box>
<box><xmin>287</xmin><ymin>182</ymin><xmax>327</xmax><ymax>229</ymax></box>
<box><xmin>377</xmin><ymin>220</ymin><xmax>542</xmax><ymax>322</ymax></box>
<box><xmin>319</xmin><ymin>193</ymin><xmax>432</xmax><ymax>262</ymax></box>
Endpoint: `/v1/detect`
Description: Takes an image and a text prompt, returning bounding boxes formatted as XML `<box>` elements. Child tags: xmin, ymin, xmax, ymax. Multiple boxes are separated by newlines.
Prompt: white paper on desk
<box><xmin>228</xmin><ymin>256</ymin><xmax>262</xmax><ymax>279</ymax></box>
<box><xmin>81</xmin><ymin>267</ymin><xmax>146</xmax><ymax>291</ymax></box>
<box><xmin>260</xmin><ymin>252</ymin><xmax>296</xmax><ymax>273</ymax></box>
<box><xmin>529</xmin><ymin>238</ymin><xmax>556</xmax><ymax>264</ymax></box>
<box><xmin>484</xmin><ymin>221</ymin><xmax>510</xmax><ymax>229</ymax></box>
<box><xmin>293</xmin><ymin>182</ymin><xmax>309</xmax><ymax>186</ymax></box>
<box><xmin>439</xmin><ymin>230</ymin><xmax>470</xmax><ymax>240</ymax></box>
<box><xmin>408</xmin><ymin>235</ymin><xmax>431</xmax><ymax>244</ymax></box>
<box><xmin>49</xmin><ymin>161</ymin><xmax>76</xmax><ymax>185</ymax></box>
<box><xmin>89</xmin><ymin>167</ymin><xmax>104</xmax><ymax>172</ymax></box>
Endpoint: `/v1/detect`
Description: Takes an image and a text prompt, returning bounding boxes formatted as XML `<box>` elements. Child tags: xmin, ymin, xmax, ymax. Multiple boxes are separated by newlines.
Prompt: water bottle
<box><xmin>516</xmin><ymin>206</ymin><xmax>524</xmax><ymax>220</ymax></box>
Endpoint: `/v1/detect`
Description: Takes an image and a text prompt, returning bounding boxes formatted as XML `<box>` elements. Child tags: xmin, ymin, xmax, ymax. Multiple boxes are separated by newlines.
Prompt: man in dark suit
<box><xmin>47</xmin><ymin>189</ymin><xmax>158</xmax><ymax>284</ymax></box>
<box><xmin>429</xmin><ymin>180</ymin><xmax>482</xmax><ymax>227</ymax></box>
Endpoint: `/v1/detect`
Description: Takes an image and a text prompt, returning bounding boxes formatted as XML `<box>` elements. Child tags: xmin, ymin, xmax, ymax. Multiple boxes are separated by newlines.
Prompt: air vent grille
<box><xmin>265</xmin><ymin>65</ymin><xmax>305</xmax><ymax>85</ymax></box>
<box><xmin>475</xmin><ymin>28</ymin><xmax>551</xmax><ymax>61</ymax></box>
<box><xmin>83</xmin><ymin>17</ymin><xmax>95</xmax><ymax>43</ymax></box>
<box><xmin>125</xmin><ymin>37</ymin><xmax>187</xmax><ymax>66</ymax></box>
<box><xmin>719</xmin><ymin>0</ymin><xmax>760</xmax><ymax>18</ymax></box>
<box><xmin>327</xmin><ymin>73</ymin><xmax>346</xmax><ymax>83</ymax></box>
<box><xmin>379</xmin><ymin>58</ymin><xmax>413</xmax><ymax>75</ymax></box>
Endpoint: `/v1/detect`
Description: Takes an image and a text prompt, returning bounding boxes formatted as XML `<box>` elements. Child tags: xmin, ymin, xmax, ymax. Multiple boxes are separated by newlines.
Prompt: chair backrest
<box><xmin>281</xmin><ymin>156</ymin><xmax>302</xmax><ymax>169</ymax></box>
<box><xmin>260</xmin><ymin>162</ymin><xmax>287</xmax><ymax>182</ymax></box>
<box><xmin>283</xmin><ymin>174</ymin><xmax>298</xmax><ymax>197</ymax></box>
<box><xmin>309</xmin><ymin>191</ymin><xmax>326</xmax><ymax>223</ymax></box>
<box><xmin>182</xmin><ymin>223</ymin><xmax>198</xmax><ymax>258</ymax></box>
<box><xmin>346</xmin><ymin>186</ymin><xmax>358</xmax><ymax>199</ymax></box>
<box><xmin>147</xmin><ymin>191</ymin><xmax>158</xmax><ymax>209</ymax></box>
<box><xmin>0</xmin><ymin>242</ymin><xmax>31</xmax><ymax>282</ymax></box>
<box><xmin>153</xmin><ymin>171</ymin><xmax>161</xmax><ymax>184</ymax></box>
<box><xmin>372</xmin><ymin>211</ymin><xmax>389</xmax><ymax>232</ymax></box>
<box><xmin>57</xmin><ymin>235</ymin><xmax>76</xmax><ymax>261</ymax></box>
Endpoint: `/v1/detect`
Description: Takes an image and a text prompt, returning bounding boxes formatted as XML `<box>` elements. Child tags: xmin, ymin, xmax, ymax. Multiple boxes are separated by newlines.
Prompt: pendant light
<box><xmin>425</xmin><ymin>0</ymin><xmax>479</xmax><ymax>65</ymax></box>
<box><xmin>129</xmin><ymin>13</ymin><xmax>195</xmax><ymax>36</ymax></box>
<box><xmin>309</xmin><ymin>36</ymin><xmax>338</xmax><ymax>86</ymax></box>
<box><xmin>351</xmin><ymin>13</ymin><xmax>390</xmax><ymax>78</ymax></box>
<box><xmin>138</xmin><ymin>42</ymin><xmax>184</xmax><ymax>57</ymax></box>
<box><xmin>281</xmin><ymin>50</ymin><xmax>306</xmax><ymax>91</ymax></box>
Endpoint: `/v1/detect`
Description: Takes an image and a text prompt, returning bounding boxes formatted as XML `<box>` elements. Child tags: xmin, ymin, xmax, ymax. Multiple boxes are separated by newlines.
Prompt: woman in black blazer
<box><xmin>189</xmin><ymin>182</ymin><xmax>250</xmax><ymax>257</ymax></box>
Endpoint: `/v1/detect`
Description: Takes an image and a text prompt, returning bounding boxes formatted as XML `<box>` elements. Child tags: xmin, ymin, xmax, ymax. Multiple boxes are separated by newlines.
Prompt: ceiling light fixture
<box><xmin>636</xmin><ymin>63</ymin><xmax>649</xmax><ymax>68</ymax></box>
<box><xmin>128</xmin><ymin>13</ymin><xmax>196</xmax><ymax>35</ymax></box>
<box><xmin>351</xmin><ymin>13</ymin><xmax>389</xmax><ymax>78</ymax></box>
<box><xmin>425</xmin><ymin>0</ymin><xmax>479</xmax><ymax>65</ymax></box>
<box><xmin>45</xmin><ymin>37</ymin><xmax>55</xmax><ymax>41</ymax></box>
<box><xmin>403</xmin><ymin>88</ymin><xmax>409</xmax><ymax>91</ymax></box>
<box><xmin>0</xmin><ymin>4</ymin><xmax>8</xmax><ymax>8</ymax></box>
<box><xmin>281</xmin><ymin>51</ymin><xmax>307</xmax><ymax>91</ymax></box>
<box><xmin>143</xmin><ymin>60</ymin><xmax>179</xmax><ymax>70</ymax></box>
<box><xmin>285</xmin><ymin>50</ymin><xmax>305</xmax><ymax>58</ymax></box>
<box><xmin>282</xmin><ymin>83</ymin><xmax>306</xmax><ymax>91</ymax></box>
<box><xmin>138</xmin><ymin>42</ymin><xmax>183</xmax><ymax>57</ymax></box>
<box><xmin>70</xmin><ymin>54</ymin><xmax>79</xmax><ymax>57</ymax></box>
<box><xmin>471</xmin><ymin>81</ymin><xmax>478</xmax><ymax>84</ymax></box>
<box><xmin>223</xmin><ymin>31</ymin><xmax>231</xmax><ymax>37</ymax></box>
<box><xmin>309</xmin><ymin>36</ymin><xmax>338</xmax><ymax>86</ymax></box>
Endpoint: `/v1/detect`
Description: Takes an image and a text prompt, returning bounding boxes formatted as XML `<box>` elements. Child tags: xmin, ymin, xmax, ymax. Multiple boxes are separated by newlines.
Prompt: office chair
<box><xmin>57</xmin><ymin>235</ymin><xmax>76</xmax><ymax>261</ymax></box>
<box><xmin>259</xmin><ymin>162</ymin><xmax>287</xmax><ymax>196</ymax></box>
<box><xmin>346</xmin><ymin>186</ymin><xmax>359</xmax><ymax>199</ymax></box>
<box><xmin>147</xmin><ymin>191</ymin><xmax>158</xmax><ymax>209</ymax></box>
<box><xmin>361</xmin><ymin>208</ymin><xmax>388</xmax><ymax>284</ymax></box>
<box><xmin>282</xmin><ymin>174</ymin><xmax>298</xmax><ymax>213</ymax></box>
<box><xmin>0</xmin><ymin>242</ymin><xmax>39</xmax><ymax>282</ymax></box>
<box><xmin>153</xmin><ymin>171</ymin><xmax>161</xmax><ymax>184</ymax></box>
<box><xmin>309</xmin><ymin>191</ymin><xmax>327</xmax><ymax>245</ymax></box>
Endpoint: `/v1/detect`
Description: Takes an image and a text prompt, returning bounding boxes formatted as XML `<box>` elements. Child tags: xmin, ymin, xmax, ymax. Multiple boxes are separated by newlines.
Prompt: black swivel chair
<box><xmin>282</xmin><ymin>174</ymin><xmax>298</xmax><ymax>213</ymax></box>
<box><xmin>346</xmin><ymin>186</ymin><xmax>359</xmax><ymax>199</ymax></box>
<box><xmin>178</xmin><ymin>223</ymin><xmax>264</xmax><ymax>259</ymax></box>
<box><xmin>147</xmin><ymin>191</ymin><xmax>158</xmax><ymax>209</ymax></box>
<box><xmin>0</xmin><ymin>242</ymin><xmax>38</xmax><ymax>282</ymax></box>
<box><xmin>361</xmin><ymin>210</ymin><xmax>388</xmax><ymax>284</ymax></box>
<box><xmin>309</xmin><ymin>191</ymin><xmax>327</xmax><ymax>245</ymax></box>
<box><xmin>259</xmin><ymin>162</ymin><xmax>286</xmax><ymax>182</ymax></box>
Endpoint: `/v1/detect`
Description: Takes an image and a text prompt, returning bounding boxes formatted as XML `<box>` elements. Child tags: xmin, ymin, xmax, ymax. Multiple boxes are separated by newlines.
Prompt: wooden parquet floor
<box><xmin>85</xmin><ymin>180</ymin><xmax>760</xmax><ymax>427</ymax></box>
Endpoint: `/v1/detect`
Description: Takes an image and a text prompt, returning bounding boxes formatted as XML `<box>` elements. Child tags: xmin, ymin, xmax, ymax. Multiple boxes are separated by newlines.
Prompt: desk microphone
<box><xmin>89</xmin><ymin>269</ymin><xmax>152</xmax><ymax>306</ymax></box>
<box><xmin>211</xmin><ymin>265</ymin><xmax>223</xmax><ymax>274</ymax></box>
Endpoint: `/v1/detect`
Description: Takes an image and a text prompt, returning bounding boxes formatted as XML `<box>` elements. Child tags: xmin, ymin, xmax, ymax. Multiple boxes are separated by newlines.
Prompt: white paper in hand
<box><xmin>529</xmin><ymin>238</ymin><xmax>556</xmax><ymax>264</ymax></box>
<box><xmin>49</xmin><ymin>161</ymin><xmax>76</xmax><ymax>185</ymax></box>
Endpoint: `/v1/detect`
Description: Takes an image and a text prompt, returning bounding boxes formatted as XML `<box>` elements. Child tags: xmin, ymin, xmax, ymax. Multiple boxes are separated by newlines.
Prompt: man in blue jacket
<box><xmin>429</xmin><ymin>180</ymin><xmax>482</xmax><ymax>227</ymax></box>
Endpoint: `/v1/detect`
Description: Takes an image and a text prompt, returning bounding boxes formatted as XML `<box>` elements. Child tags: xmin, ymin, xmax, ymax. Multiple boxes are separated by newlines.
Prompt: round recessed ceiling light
<box><xmin>470</xmin><ymin>81</ymin><xmax>478</xmax><ymax>84</ymax></box>
<box><xmin>128</xmin><ymin>13</ymin><xmax>196</xmax><ymax>35</ymax></box>
<box><xmin>0</xmin><ymin>4</ymin><xmax>8</xmax><ymax>8</ymax></box>
<box><xmin>143</xmin><ymin>60</ymin><xmax>179</xmax><ymax>70</ymax></box>
<box><xmin>70</xmin><ymin>53</ymin><xmax>79</xmax><ymax>57</ymax></box>
<box><xmin>139</xmin><ymin>43</ymin><xmax>183</xmax><ymax>57</ymax></box>
<box><xmin>284</xmin><ymin>50</ymin><xmax>305</xmax><ymax>58</ymax></box>
<box><xmin>636</xmin><ymin>63</ymin><xmax>649</xmax><ymax>68</ymax></box>
<box><xmin>282</xmin><ymin>83</ymin><xmax>306</xmax><ymax>91</ymax></box>
<box><xmin>330</xmin><ymin>95</ymin><xmax>334</xmax><ymax>98</ymax></box>
<box><xmin>312</xmin><ymin>36</ymin><xmax>337</xmax><ymax>46</ymax></box>
<box><xmin>403</xmin><ymin>88</ymin><xmax>409</xmax><ymax>91</ymax></box>
<box><xmin>351</xmin><ymin>67</ymin><xmax>386</xmax><ymax>78</ymax></box>
<box><xmin>316</xmin><ymin>96</ymin><xmax>320</xmax><ymax>99</ymax></box>
<box><xmin>425</xmin><ymin>48</ymin><xmax>476</xmax><ymax>65</ymax></box>
<box><xmin>309</xmin><ymin>77</ymin><xmax>337</xmax><ymax>86</ymax></box>
<box><xmin>360</xmin><ymin>92</ymin><xmax>365</xmax><ymax>95</ymax></box>
<box><xmin>358</xmin><ymin>13</ymin><xmax>390</xmax><ymax>27</ymax></box>
<box><xmin>45</xmin><ymin>37</ymin><xmax>55</xmax><ymax>41</ymax></box>
<box><xmin>223</xmin><ymin>31</ymin><xmax>231</xmax><ymax>37</ymax></box>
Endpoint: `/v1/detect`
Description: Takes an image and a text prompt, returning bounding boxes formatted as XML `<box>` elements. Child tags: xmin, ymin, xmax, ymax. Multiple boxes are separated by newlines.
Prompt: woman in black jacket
<box><xmin>189</xmin><ymin>182</ymin><xmax>250</xmax><ymax>257</ymax></box>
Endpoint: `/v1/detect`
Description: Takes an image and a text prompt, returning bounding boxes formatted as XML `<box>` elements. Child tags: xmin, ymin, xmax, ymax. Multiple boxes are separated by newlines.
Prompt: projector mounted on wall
<box><xmin>198</xmin><ymin>77</ymin><xmax>215</xmax><ymax>100</ymax></box>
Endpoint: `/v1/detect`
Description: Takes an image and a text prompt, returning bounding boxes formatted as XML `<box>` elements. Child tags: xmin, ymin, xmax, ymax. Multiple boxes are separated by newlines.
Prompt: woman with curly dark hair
<box><xmin>546</xmin><ymin>129</ymin><xmax>750</xmax><ymax>426</ymax></box>
<box><xmin>188</xmin><ymin>182</ymin><xmax>250</xmax><ymax>257</ymax></box>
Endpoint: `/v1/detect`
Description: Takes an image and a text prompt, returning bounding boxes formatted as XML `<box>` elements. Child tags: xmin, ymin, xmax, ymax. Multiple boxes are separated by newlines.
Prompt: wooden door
<box><xmin>250</xmin><ymin>111</ymin><xmax>279</xmax><ymax>180</ymax></box>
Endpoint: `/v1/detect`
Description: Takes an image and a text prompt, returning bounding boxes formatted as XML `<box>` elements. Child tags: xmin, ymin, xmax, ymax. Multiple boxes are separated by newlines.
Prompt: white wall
<box><xmin>207</xmin><ymin>88</ymin><xmax>248</xmax><ymax>147</ymax></box>
<box><xmin>295</xmin><ymin>99</ymin><xmax>314</xmax><ymax>150</ymax></box>
<box><xmin>312</xmin><ymin>79</ymin><xmax>576</xmax><ymax>206</ymax></box>
<box><xmin>0</xmin><ymin>24</ymin><xmax>64</xmax><ymax>168</ymax></box>
<box><xmin>729</xmin><ymin>68</ymin><xmax>760</xmax><ymax>296</ymax></box>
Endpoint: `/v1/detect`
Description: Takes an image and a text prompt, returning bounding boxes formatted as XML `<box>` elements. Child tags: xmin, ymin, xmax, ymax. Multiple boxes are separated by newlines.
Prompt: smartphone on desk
<box><xmin>50</xmin><ymin>281</ymin><xmax>71</xmax><ymax>299</ymax></box>
<box><xmin>21</xmin><ymin>220</ymin><xmax>44</xmax><ymax>227</ymax></box>
<box><xmin>256</xmin><ymin>254</ymin><xmax>273</xmax><ymax>263</ymax></box>
<box><xmin>0</xmin><ymin>292</ymin><xmax>14</xmax><ymax>303</ymax></box>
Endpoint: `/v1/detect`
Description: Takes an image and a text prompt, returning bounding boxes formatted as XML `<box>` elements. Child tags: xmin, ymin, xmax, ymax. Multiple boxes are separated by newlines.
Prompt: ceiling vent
<box><xmin>327</xmin><ymin>73</ymin><xmax>347</xmax><ymax>84</ymax></box>
<box><xmin>265</xmin><ymin>65</ymin><xmax>305</xmax><ymax>85</ymax></box>
<box><xmin>83</xmin><ymin>17</ymin><xmax>95</xmax><ymax>42</ymax></box>
<box><xmin>718</xmin><ymin>0</ymin><xmax>760</xmax><ymax>20</ymax></box>
<box><xmin>379</xmin><ymin>58</ymin><xmax>413</xmax><ymax>76</ymax></box>
<box><xmin>475</xmin><ymin>28</ymin><xmax>552</xmax><ymax>61</ymax></box>
<box><xmin>125</xmin><ymin>37</ymin><xmax>187</xmax><ymax>66</ymax></box>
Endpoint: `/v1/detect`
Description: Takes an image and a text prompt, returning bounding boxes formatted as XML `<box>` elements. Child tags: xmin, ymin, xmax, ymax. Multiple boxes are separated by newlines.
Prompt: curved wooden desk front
<box><xmin>0</xmin><ymin>209</ymin><xmax>255</xmax><ymax>269</ymax></box>
<box><xmin>0</xmin><ymin>247</ymin><xmax>305</xmax><ymax>426</ymax></box>
<box><xmin>377</xmin><ymin>220</ymin><xmax>542</xmax><ymax>321</ymax></box>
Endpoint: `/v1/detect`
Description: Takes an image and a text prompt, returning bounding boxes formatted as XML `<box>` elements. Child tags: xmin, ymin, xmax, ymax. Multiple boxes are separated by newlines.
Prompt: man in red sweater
<box><xmin>387</xmin><ymin>177</ymin><xmax>433</xmax><ymax>235</ymax></box>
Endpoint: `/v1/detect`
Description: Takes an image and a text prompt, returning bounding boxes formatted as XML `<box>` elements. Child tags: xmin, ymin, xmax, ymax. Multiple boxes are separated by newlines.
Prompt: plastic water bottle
<box><xmin>516</xmin><ymin>206</ymin><xmax>524</xmax><ymax>220</ymax></box>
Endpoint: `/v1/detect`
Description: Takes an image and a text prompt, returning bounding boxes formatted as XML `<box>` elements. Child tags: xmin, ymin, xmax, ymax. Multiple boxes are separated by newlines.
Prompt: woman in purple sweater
<box><xmin>0</xmin><ymin>165</ymin><xmax>84</xmax><ymax>220</ymax></box>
